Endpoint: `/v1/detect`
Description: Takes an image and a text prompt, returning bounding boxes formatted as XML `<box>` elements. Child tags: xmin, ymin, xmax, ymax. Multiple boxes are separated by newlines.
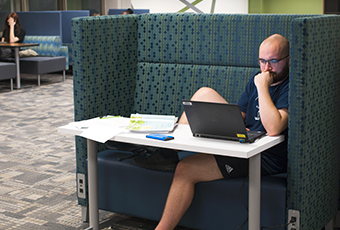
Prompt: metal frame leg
<box><xmin>10</xmin><ymin>79</ymin><xmax>13</xmax><ymax>91</ymax></box>
<box><xmin>82</xmin><ymin>205</ymin><xmax>89</xmax><ymax>222</ymax></box>
<box><xmin>63</xmin><ymin>70</ymin><xmax>65</xmax><ymax>81</ymax></box>
<box><xmin>87</xmin><ymin>139</ymin><xmax>99</xmax><ymax>230</ymax></box>
<box><xmin>38</xmin><ymin>74</ymin><xmax>41</xmax><ymax>86</ymax></box>
<box><xmin>249</xmin><ymin>154</ymin><xmax>261</xmax><ymax>230</ymax></box>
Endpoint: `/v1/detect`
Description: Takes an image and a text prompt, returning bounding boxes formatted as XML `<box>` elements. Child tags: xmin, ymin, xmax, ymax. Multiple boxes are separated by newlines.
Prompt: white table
<box><xmin>58</xmin><ymin>123</ymin><xmax>284</xmax><ymax>230</ymax></box>
<box><xmin>0</xmin><ymin>42</ymin><xmax>39</xmax><ymax>89</ymax></box>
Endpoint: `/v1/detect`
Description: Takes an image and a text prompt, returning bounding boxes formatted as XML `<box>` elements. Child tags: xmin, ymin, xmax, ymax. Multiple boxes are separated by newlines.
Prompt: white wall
<box><xmin>131</xmin><ymin>0</ymin><xmax>248</xmax><ymax>14</ymax></box>
<box><xmin>103</xmin><ymin>0</ymin><xmax>132</xmax><ymax>14</ymax></box>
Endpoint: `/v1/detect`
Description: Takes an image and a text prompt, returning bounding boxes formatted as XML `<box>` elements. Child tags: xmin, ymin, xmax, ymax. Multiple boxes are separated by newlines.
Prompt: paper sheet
<box><xmin>80</xmin><ymin>126</ymin><xmax>127</xmax><ymax>143</ymax></box>
<box><xmin>67</xmin><ymin>116</ymin><xmax>131</xmax><ymax>143</ymax></box>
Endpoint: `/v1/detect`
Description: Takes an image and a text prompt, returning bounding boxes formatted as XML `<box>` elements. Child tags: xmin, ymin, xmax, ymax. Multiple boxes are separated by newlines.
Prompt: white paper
<box><xmin>68</xmin><ymin>116</ymin><xmax>130</xmax><ymax>129</ymax></box>
<box><xmin>67</xmin><ymin>116</ymin><xmax>131</xmax><ymax>143</ymax></box>
<box><xmin>80</xmin><ymin>126</ymin><xmax>126</xmax><ymax>143</ymax></box>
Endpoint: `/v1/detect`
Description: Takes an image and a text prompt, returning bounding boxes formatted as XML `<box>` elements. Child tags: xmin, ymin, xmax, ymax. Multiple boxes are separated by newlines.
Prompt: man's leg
<box><xmin>155</xmin><ymin>153</ymin><xmax>224</xmax><ymax>230</ymax></box>
<box><xmin>155</xmin><ymin>87</ymin><xmax>228</xmax><ymax>229</ymax></box>
<box><xmin>179</xmin><ymin>87</ymin><xmax>228</xmax><ymax>124</ymax></box>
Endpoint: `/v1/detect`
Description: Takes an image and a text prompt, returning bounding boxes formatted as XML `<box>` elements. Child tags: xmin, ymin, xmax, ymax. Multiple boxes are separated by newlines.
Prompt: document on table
<box><xmin>67</xmin><ymin>116</ymin><xmax>130</xmax><ymax>143</ymax></box>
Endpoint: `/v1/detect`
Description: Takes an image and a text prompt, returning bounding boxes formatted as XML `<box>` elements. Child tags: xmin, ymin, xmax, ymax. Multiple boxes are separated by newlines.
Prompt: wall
<box><xmin>249</xmin><ymin>0</ymin><xmax>323</xmax><ymax>14</ymax></box>
<box><xmin>131</xmin><ymin>0</ymin><xmax>248</xmax><ymax>14</ymax></box>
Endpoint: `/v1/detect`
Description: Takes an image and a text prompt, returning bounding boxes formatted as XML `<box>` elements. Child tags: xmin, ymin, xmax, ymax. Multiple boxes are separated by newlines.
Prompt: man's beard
<box><xmin>271</xmin><ymin>63</ymin><xmax>289</xmax><ymax>83</ymax></box>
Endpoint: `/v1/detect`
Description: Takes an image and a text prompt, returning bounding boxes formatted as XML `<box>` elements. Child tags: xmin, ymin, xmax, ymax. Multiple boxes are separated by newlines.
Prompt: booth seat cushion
<box><xmin>23</xmin><ymin>36</ymin><xmax>62</xmax><ymax>57</ymax></box>
<box><xmin>97</xmin><ymin>150</ymin><xmax>287</xmax><ymax>230</ymax></box>
<box><xmin>19</xmin><ymin>56</ymin><xmax>66</xmax><ymax>74</ymax></box>
<box><xmin>0</xmin><ymin>62</ymin><xmax>16</xmax><ymax>80</ymax></box>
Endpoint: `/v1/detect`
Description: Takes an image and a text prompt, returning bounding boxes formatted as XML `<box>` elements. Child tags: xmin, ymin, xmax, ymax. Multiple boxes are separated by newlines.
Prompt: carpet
<box><xmin>0</xmin><ymin>73</ymin><xmax>194</xmax><ymax>230</ymax></box>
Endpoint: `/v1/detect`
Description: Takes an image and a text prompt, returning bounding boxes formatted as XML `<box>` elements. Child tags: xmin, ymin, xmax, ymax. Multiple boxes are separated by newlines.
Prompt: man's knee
<box><xmin>174</xmin><ymin>160</ymin><xmax>190</xmax><ymax>178</ymax></box>
<box><xmin>194</xmin><ymin>87</ymin><xmax>215</xmax><ymax>97</ymax></box>
<box><xmin>173</xmin><ymin>159</ymin><xmax>198</xmax><ymax>183</ymax></box>
<box><xmin>191</xmin><ymin>87</ymin><xmax>227</xmax><ymax>104</ymax></box>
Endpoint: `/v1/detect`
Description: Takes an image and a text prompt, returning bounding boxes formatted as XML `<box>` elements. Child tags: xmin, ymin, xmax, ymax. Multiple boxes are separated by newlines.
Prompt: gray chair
<box><xmin>19</xmin><ymin>56</ymin><xmax>66</xmax><ymax>86</ymax></box>
<box><xmin>0</xmin><ymin>62</ymin><xmax>16</xmax><ymax>90</ymax></box>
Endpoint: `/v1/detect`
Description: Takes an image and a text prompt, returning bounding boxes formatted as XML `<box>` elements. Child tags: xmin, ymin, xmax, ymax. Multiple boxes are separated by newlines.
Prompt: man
<box><xmin>154</xmin><ymin>34</ymin><xmax>290</xmax><ymax>230</ymax></box>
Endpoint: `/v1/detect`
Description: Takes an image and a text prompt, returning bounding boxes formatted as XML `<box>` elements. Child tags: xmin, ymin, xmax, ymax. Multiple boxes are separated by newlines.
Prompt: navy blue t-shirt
<box><xmin>238</xmin><ymin>73</ymin><xmax>289</xmax><ymax>175</ymax></box>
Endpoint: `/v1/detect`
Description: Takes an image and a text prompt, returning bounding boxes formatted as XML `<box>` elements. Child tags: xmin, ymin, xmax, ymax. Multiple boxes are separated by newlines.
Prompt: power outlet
<box><xmin>77</xmin><ymin>173</ymin><xmax>86</xmax><ymax>199</ymax></box>
<box><xmin>288</xmin><ymin>209</ymin><xmax>300</xmax><ymax>230</ymax></box>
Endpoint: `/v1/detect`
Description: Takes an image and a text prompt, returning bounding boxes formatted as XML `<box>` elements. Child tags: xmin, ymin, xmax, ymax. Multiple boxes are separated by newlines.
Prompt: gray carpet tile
<box><xmin>0</xmin><ymin>73</ymin><xmax>194</xmax><ymax>230</ymax></box>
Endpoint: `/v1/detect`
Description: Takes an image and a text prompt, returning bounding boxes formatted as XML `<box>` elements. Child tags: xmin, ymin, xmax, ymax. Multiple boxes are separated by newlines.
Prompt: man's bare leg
<box><xmin>179</xmin><ymin>87</ymin><xmax>228</xmax><ymax>124</ymax></box>
<box><xmin>155</xmin><ymin>154</ymin><xmax>223</xmax><ymax>230</ymax></box>
<box><xmin>156</xmin><ymin>87</ymin><xmax>227</xmax><ymax>230</ymax></box>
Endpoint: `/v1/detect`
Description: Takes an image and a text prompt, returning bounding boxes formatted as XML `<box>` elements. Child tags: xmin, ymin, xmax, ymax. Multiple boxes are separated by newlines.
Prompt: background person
<box><xmin>122</xmin><ymin>8</ymin><xmax>134</xmax><ymax>15</ymax></box>
<box><xmin>1</xmin><ymin>12</ymin><xmax>26</xmax><ymax>58</ymax></box>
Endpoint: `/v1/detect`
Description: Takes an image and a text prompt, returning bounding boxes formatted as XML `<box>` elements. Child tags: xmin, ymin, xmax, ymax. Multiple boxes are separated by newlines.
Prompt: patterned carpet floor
<box><xmin>0</xmin><ymin>73</ymin><xmax>194</xmax><ymax>230</ymax></box>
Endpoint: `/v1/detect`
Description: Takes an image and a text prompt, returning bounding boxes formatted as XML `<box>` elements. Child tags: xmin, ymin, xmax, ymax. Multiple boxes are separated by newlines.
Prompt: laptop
<box><xmin>182</xmin><ymin>100</ymin><xmax>266</xmax><ymax>143</ymax></box>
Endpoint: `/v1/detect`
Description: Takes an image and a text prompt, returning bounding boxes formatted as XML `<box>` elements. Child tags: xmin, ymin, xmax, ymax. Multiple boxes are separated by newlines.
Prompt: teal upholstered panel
<box><xmin>59</xmin><ymin>46</ymin><xmax>69</xmax><ymax>69</ymax></box>
<box><xmin>288</xmin><ymin>15</ymin><xmax>340</xmax><ymax>229</ymax></box>
<box><xmin>72</xmin><ymin>15</ymin><xmax>138</xmax><ymax>206</ymax></box>
<box><xmin>134</xmin><ymin>62</ymin><xmax>259</xmax><ymax>117</ymax></box>
<box><xmin>137</xmin><ymin>13</ymin><xmax>314</xmax><ymax>67</ymax></box>
<box><xmin>63</xmin><ymin>43</ymin><xmax>73</xmax><ymax>65</ymax></box>
<box><xmin>23</xmin><ymin>36</ymin><xmax>61</xmax><ymax>56</ymax></box>
<box><xmin>23</xmin><ymin>35</ymin><xmax>69</xmax><ymax>70</ymax></box>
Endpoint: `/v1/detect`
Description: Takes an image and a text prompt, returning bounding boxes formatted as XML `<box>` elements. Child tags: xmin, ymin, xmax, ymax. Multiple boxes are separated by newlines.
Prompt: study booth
<box><xmin>71</xmin><ymin>13</ymin><xmax>340</xmax><ymax>230</ymax></box>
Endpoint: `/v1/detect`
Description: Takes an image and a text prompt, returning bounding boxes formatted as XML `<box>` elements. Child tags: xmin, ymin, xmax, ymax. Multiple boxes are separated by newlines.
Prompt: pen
<box><xmin>99</xmin><ymin>116</ymin><xmax>121</xmax><ymax>119</ymax></box>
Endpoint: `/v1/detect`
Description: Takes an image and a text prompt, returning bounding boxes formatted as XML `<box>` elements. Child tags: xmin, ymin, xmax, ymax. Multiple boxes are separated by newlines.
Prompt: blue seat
<box><xmin>0</xmin><ymin>62</ymin><xmax>16</xmax><ymax>90</ymax></box>
<box><xmin>97</xmin><ymin>150</ymin><xmax>287</xmax><ymax>230</ymax></box>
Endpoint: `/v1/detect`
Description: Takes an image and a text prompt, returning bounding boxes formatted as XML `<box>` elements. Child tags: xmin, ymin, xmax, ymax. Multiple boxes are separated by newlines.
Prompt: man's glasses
<box><xmin>257</xmin><ymin>55</ymin><xmax>289</xmax><ymax>67</ymax></box>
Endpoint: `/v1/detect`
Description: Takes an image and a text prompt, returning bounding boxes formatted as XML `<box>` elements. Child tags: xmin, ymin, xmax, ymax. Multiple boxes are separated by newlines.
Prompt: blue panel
<box><xmin>61</xmin><ymin>10</ymin><xmax>89</xmax><ymax>44</ymax></box>
<box><xmin>16</xmin><ymin>11</ymin><xmax>62</xmax><ymax>36</ymax></box>
<box><xmin>0</xmin><ymin>11</ymin><xmax>11</xmax><ymax>31</ymax></box>
<box><xmin>108</xmin><ymin>9</ymin><xmax>149</xmax><ymax>15</ymax></box>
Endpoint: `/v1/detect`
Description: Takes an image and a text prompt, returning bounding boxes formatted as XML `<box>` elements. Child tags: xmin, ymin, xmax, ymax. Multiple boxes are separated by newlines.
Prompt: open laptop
<box><xmin>182</xmin><ymin>100</ymin><xmax>266</xmax><ymax>143</ymax></box>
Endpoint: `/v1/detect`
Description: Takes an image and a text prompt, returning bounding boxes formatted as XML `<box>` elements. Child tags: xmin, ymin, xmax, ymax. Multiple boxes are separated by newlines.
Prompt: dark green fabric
<box><xmin>288</xmin><ymin>15</ymin><xmax>340</xmax><ymax>229</ymax></box>
<box><xmin>134</xmin><ymin>62</ymin><xmax>258</xmax><ymax>116</ymax></box>
<box><xmin>137</xmin><ymin>13</ymin><xmax>315</xmax><ymax>67</ymax></box>
<box><xmin>72</xmin><ymin>15</ymin><xmax>139</xmax><ymax>206</ymax></box>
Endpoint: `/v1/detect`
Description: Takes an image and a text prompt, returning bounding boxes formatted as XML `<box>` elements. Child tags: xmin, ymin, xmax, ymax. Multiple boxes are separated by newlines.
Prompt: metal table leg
<box><xmin>249</xmin><ymin>153</ymin><xmax>261</xmax><ymax>230</ymax></box>
<box><xmin>14</xmin><ymin>48</ymin><xmax>21</xmax><ymax>89</ymax></box>
<box><xmin>87</xmin><ymin>139</ymin><xmax>99</xmax><ymax>230</ymax></box>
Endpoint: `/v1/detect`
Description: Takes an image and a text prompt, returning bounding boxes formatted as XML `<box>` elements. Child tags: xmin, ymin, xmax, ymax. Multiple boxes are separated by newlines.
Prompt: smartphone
<box><xmin>146</xmin><ymin>133</ymin><xmax>174</xmax><ymax>141</ymax></box>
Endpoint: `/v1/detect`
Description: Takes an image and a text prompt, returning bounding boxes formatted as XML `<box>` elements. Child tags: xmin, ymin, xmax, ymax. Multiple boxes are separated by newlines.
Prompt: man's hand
<box><xmin>254</xmin><ymin>71</ymin><xmax>288</xmax><ymax>136</ymax></box>
<box><xmin>254</xmin><ymin>71</ymin><xmax>274</xmax><ymax>88</ymax></box>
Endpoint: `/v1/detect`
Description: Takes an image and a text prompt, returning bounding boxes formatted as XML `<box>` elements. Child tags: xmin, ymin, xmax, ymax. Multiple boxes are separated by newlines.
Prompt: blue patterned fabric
<box><xmin>134</xmin><ymin>62</ymin><xmax>258</xmax><ymax>116</ymax></box>
<box><xmin>288</xmin><ymin>15</ymin><xmax>340</xmax><ymax>229</ymax></box>
<box><xmin>72</xmin><ymin>15</ymin><xmax>139</xmax><ymax>206</ymax></box>
<box><xmin>63</xmin><ymin>43</ymin><xmax>72</xmax><ymax>66</ymax></box>
<box><xmin>72</xmin><ymin>13</ymin><xmax>340</xmax><ymax>229</ymax></box>
<box><xmin>138</xmin><ymin>14</ymin><xmax>314</xmax><ymax>67</ymax></box>
<box><xmin>23</xmin><ymin>36</ymin><xmax>69</xmax><ymax>70</ymax></box>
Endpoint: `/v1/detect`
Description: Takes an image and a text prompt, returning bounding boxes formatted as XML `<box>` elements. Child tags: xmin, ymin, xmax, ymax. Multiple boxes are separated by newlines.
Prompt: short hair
<box><xmin>122</xmin><ymin>8</ymin><xmax>134</xmax><ymax>15</ymax></box>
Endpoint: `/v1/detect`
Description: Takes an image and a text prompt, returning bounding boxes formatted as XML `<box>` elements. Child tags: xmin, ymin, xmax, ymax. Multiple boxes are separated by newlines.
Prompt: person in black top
<box><xmin>1</xmin><ymin>12</ymin><xmax>26</xmax><ymax>58</ymax></box>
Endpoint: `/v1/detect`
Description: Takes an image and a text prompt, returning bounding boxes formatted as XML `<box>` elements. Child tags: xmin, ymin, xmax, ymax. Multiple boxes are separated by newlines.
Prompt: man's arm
<box><xmin>254</xmin><ymin>71</ymin><xmax>289</xmax><ymax>136</ymax></box>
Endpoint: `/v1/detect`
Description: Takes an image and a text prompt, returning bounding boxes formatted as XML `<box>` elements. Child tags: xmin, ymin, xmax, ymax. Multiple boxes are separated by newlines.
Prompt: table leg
<box><xmin>249</xmin><ymin>154</ymin><xmax>261</xmax><ymax>230</ymax></box>
<box><xmin>87</xmin><ymin>139</ymin><xmax>99</xmax><ymax>230</ymax></box>
<box><xmin>14</xmin><ymin>48</ymin><xmax>20</xmax><ymax>89</ymax></box>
